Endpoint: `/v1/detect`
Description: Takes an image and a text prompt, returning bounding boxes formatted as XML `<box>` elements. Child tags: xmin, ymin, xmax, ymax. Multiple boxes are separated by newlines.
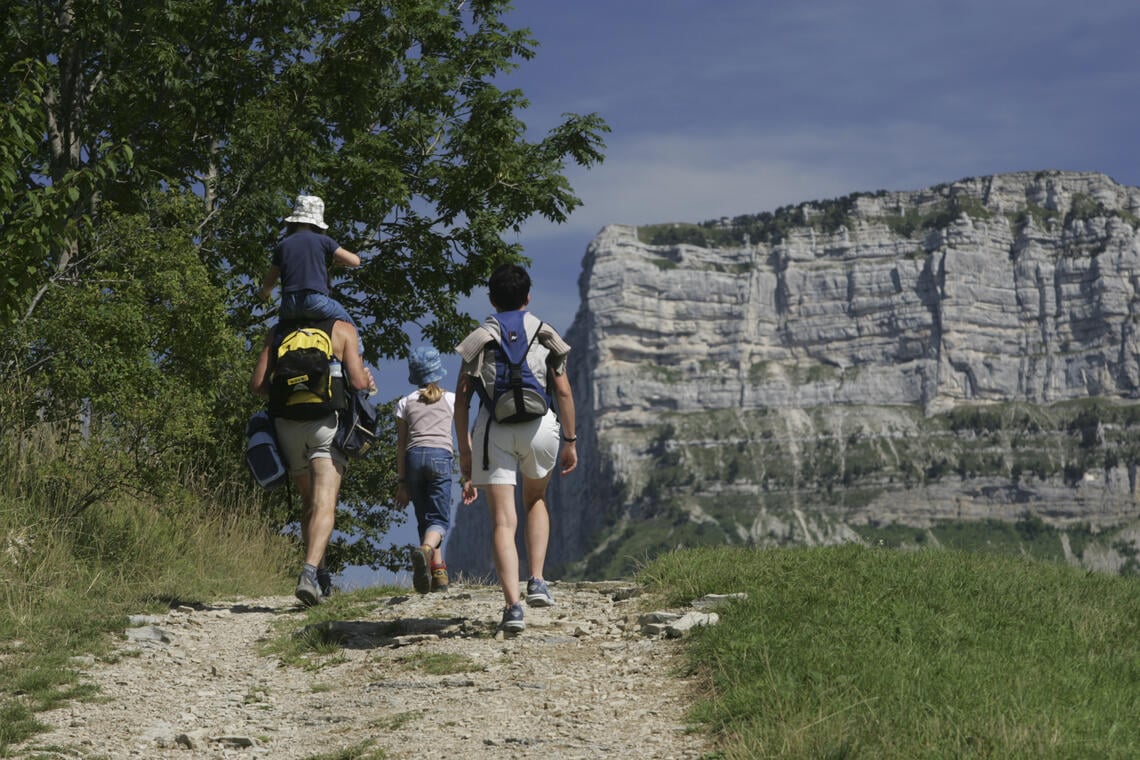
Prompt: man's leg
<box><xmin>287</xmin><ymin>470</ymin><xmax>331</xmax><ymax>594</ymax></box>
<box><xmin>292</xmin><ymin>471</ymin><xmax>314</xmax><ymax>549</ymax></box>
<box><xmin>294</xmin><ymin>456</ymin><xmax>343</xmax><ymax>606</ymax></box>
<box><xmin>304</xmin><ymin>456</ymin><xmax>343</xmax><ymax>567</ymax></box>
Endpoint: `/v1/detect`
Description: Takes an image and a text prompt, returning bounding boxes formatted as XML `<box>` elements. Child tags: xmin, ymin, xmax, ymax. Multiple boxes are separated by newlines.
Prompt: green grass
<box><xmin>396</xmin><ymin>651</ymin><xmax>481</xmax><ymax>675</ymax></box>
<box><xmin>302</xmin><ymin>741</ymin><xmax>386</xmax><ymax>760</ymax></box>
<box><xmin>639</xmin><ymin>544</ymin><xmax>1140</xmax><ymax>759</ymax></box>
<box><xmin>0</xmin><ymin>426</ymin><xmax>298</xmax><ymax>756</ymax></box>
<box><xmin>8</xmin><ymin>409</ymin><xmax>1140</xmax><ymax>759</ymax></box>
<box><xmin>257</xmin><ymin>584</ymin><xmax>405</xmax><ymax>669</ymax></box>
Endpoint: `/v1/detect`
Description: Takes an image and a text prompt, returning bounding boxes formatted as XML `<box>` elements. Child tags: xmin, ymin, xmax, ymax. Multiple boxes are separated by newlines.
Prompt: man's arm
<box><xmin>334</xmin><ymin>321</ymin><xmax>375</xmax><ymax>392</ymax></box>
<box><xmin>249</xmin><ymin>335</ymin><xmax>273</xmax><ymax>395</ymax></box>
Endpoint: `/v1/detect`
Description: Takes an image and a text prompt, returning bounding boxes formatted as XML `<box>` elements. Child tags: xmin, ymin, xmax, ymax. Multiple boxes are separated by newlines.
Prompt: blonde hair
<box><xmin>417</xmin><ymin>382</ymin><xmax>443</xmax><ymax>404</ymax></box>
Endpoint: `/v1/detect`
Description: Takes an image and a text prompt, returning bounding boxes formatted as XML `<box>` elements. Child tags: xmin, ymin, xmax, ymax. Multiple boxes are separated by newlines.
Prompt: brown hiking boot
<box><xmin>411</xmin><ymin>545</ymin><xmax>432</xmax><ymax>594</ymax></box>
<box><xmin>431</xmin><ymin>566</ymin><xmax>449</xmax><ymax>593</ymax></box>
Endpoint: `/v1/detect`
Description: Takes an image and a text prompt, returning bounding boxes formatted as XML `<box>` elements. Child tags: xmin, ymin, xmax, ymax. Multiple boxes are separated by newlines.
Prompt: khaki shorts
<box><xmin>471</xmin><ymin>408</ymin><xmax>561</xmax><ymax>486</ymax></box>
<box><xmin>274</xmin><ymin>415</ymin><xmax>346</xmax><ymax>475</ymax></box>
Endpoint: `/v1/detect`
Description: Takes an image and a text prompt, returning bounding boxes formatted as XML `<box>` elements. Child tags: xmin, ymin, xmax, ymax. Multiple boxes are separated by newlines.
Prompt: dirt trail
<box><xmin>21</xmin><ymin>580</ymin><xmax>712</xmax><ymax>759</ymax></box>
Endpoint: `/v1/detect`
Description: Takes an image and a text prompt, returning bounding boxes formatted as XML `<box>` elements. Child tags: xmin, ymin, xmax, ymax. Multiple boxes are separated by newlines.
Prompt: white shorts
<box><xmin>274</xmin><ymin>414</ymin><xmax>346</xmax><ymax>475</ymax></box>
<box><xmin>471</xmin><ymin>409</ymin><xmax>561</xmax><ymax>486</ymax></box>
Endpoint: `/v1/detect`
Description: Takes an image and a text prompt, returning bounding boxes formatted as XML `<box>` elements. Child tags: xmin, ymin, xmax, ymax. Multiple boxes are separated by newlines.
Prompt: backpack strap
<box><xmin>506</xmin><ymin>322</ymin><xmax>543</xmax><ymax>413</ymax></box>
<box><xmin>482</xmin><ymin>420</ymin><xmax>491</xmax><ymax>472</ymax></box>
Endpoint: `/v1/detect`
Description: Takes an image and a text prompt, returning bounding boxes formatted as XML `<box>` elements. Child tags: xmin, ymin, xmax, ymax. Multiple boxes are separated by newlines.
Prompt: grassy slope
<box><xmin>0</xmin><ymin>492</ymin><xmax>296</xmax><ymax>754</ymax></box>
<box><xmin>4</xmin><ymin>517</ymin><xmax>1135</xmax><ymax>760</ymax></box>
<box><xmin>640</xmin><ymin>544</ymin><xmax>1140</xmax><ymax>759</ymax></box>
<box><xmin>5</xmin><ymin>476</ymin><xmax>1139</xmax><ymax>758</ymax></box>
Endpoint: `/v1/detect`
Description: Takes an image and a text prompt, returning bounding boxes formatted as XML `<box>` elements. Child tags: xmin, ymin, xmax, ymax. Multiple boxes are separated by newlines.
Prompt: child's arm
<box><xmin>257</xmin><ymin>266</ymin><xmax>280</xmax><ymax>301</ymax></box>
<box><xmin>331</xmin><ymin>247</ymin><xmax>361</xmax><ymax>268</ymax></box>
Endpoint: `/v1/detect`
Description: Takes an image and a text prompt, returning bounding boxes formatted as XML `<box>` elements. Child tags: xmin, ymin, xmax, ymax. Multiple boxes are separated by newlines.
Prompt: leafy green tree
<box><xmin>1</xmin><ymin>0</ymin><xmax>608</xmax><ymax>572</ymax></box>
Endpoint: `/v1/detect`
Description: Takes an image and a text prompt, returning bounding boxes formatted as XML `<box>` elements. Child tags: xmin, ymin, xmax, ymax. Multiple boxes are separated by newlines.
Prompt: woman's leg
<box><xmin>485</xmin><ymin>483</ymin><xmax>520</xmax><ymax>604</ymax></box>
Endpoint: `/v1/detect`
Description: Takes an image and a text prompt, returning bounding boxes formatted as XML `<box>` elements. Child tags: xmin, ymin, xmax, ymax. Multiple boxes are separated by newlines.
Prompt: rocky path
<box><xmin>21</xmin><ymin>581</ymin><xmax>714</xmax><ymax>759</ymax></box>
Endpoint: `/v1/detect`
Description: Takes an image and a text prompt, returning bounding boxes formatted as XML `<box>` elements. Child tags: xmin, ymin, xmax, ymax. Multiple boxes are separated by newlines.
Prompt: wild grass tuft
<box><xmin>397</xmin><ymin>651</ymin><xmax>480</xmax><ymax>675</ymax></box>
<box><xmin>301</xmin><ymin>740</ymin><xmax>386</xmax><ymax>760</ymax></box>
<box><xmin>0</xmin><ymin>417</ymin><xmax>297</xmax><ymax>754</ymax></box>
<box><xmin>640</xmin><ymin>544</ymin><xmax>1140</xmax><ymax>759</ymax></box>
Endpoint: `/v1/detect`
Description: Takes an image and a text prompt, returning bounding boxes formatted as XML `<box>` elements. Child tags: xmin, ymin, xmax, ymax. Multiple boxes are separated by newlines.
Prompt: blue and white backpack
<box><xmin>474</xmin><ymin>311</ymin><xmax>553</xmax><ymax>469</ymax></box>
<box><xmin>475</xmin><ymin>310</ymin><xmax>552</xmax><ymax>423</ymax></box>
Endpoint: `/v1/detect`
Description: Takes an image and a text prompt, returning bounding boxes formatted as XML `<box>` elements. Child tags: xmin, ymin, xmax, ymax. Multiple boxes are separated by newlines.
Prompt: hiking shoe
<box><xmin>295</xmin><ymin>572</ymin><xmax>322</xmax><ymax>608</ymax></box>
<box><xmin>316</xmin><ymin>568</ymin><xmax>334</xmax><ymax>597</ymax></box>
<box><xmin>526</xmin><ymin>577</ymin><xmax>555</xmax><ymax>607</ymax></box>
<box><xmin>431</xmin><ymin>566</ymin><xmax>449</xmax><ymax>593</ymax></box>
<box><xmin>500</xmin><ymin>602</ymin><xmax>525</xmax><ymax>633</ymax></box>
<box><xmin>411</xmin><ymin>545</ymin><xmax>432</xmax><ymax>594</ymax></box>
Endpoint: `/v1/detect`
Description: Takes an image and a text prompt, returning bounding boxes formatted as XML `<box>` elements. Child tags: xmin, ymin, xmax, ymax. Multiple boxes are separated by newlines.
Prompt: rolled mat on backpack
<box><xmin>245</xmin><ymin>411</ymin><xmax>287</xmax><ymax>489</ymax></box>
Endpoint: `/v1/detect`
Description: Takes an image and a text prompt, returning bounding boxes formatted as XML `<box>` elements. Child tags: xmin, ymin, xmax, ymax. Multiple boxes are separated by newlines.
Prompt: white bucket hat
<box><xmin>284</xmin><ymin>195</ymin><xmax>328</xmax><ymax>230</ymax></box>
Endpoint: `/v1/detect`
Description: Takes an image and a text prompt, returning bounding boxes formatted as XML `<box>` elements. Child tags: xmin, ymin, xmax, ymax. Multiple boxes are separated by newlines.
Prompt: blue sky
<box><xmin>377</xmin><ymin>0</ymin><xmax>1140</xmax><ymax>397</ymax></box>
<box><xmin>358</xmin><ymin>0</ymin><xmax>1140</xmax><ymax>584</ymax></box>
<box><xmin>487</xmin><ymin>0</ymin><xmax>1140</xmax><ymax>338</ymax></box>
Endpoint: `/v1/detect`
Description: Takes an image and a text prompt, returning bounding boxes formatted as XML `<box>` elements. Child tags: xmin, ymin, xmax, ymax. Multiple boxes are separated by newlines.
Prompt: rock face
<box><xmin>448</xmin><ymin>171</ymin><xmax>1140</xmax><ymax>579</ymax></box>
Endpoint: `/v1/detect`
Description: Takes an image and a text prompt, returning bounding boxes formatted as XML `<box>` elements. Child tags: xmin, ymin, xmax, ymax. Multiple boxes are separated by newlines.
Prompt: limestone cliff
<box><xmin>448</xmin><ymin>170</ymin><xmax>1140</xmax><ymax>579</ymax></box>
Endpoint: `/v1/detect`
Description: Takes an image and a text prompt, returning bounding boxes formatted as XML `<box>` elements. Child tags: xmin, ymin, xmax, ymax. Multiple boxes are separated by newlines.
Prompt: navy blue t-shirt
<box><xmin>272</xmin><ymin>229</ymin><xmax>340</xmax><ymax>294</ymax></box>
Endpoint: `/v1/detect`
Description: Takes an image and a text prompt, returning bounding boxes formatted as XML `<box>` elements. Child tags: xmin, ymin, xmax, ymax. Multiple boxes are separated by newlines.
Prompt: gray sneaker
<box><xmin>316</xmin><ymin>568</ymin><xmax>335</xmax><ymax>597</ymax></box>
<box><xmin>526</xmin><ymin>577</ymin><xmax>554</xmax><ymax>607</ymax></box>
<box><xmin>500</xmin><ymin>602</ymin><xmax>525</xmax><ymax>633</ymax></box>
<box><xmin>295</xmin><ymin>572</ymin><xmax>322</xmax><ymax>607</ymax></box>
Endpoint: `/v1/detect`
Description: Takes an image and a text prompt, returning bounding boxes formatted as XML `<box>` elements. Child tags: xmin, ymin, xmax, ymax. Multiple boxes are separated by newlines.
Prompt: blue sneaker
<box><xmin>526</xmin><ymin>577</ymin><xmax>555</xmax><ymax>607</ymax></box>
<box><xmin>500</xmin><ymin>602</ymin><xmax>525</xmax><ymax>633</ymax></box>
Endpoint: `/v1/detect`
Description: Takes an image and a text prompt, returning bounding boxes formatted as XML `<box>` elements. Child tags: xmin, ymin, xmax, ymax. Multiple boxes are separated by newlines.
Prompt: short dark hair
<box><xmin>286</xmin><ymin>221</ymin><xmax>322</xmax><ymax>233</ymax></box>
<box><xmin>488</xmin><ymin>263</ymin><xmax>531</xmax><ymax>311</ymax></box>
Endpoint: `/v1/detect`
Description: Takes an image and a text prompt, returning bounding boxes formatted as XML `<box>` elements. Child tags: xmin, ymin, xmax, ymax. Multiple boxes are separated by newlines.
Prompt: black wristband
<box><xmin>561</xmin><ymin>434</ymin><xmax>577</xmax><ymax>442</ymax></box>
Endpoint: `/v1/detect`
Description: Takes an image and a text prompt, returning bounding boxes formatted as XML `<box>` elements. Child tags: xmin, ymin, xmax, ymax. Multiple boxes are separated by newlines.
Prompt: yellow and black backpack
<box><xmin>268</xmin><ymin>319</ymin><xmax>345</xmax><ymax>420</ymax></box>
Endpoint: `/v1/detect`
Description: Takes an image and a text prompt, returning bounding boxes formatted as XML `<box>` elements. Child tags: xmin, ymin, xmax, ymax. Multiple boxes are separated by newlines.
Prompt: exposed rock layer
<box><xmin>449</xmin><ymin>171</ymin><xmax>1140</xmax><ymax>578</ymax></box>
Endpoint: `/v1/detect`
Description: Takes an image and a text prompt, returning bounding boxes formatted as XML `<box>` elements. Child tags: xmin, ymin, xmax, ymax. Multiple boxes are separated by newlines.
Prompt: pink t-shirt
<box><xmin>395</xmin><ymin>389</ymin><xmax>456</xmax><ymax>452</ymax></box>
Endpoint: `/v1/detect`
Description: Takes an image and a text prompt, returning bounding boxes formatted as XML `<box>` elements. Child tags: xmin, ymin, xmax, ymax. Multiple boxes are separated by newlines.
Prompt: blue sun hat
<box><xmin>408</xmin><ymin>346</ymin><xmax>446</xmax><ymax>386</ymax></box>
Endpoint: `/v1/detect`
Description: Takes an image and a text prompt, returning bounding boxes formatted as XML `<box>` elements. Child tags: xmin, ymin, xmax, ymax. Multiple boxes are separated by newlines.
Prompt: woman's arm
<box><xmin>454</xmin><ymin>374</ymin><xmax>479</xmax><ymax>502</ymax></box>
<box><xmin>550</xmin><ymin>370</ymin><xmax>577</xmax><ymax>476</ymax></box>
<box><xmin>394</xmin><ymin>416</ymin><xmax>410</xmax><ymax>507</ymax></box>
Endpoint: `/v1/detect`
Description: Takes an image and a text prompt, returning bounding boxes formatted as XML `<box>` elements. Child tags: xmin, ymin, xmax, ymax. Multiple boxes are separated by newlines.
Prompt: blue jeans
<box><xmin>405</xmin><ymin>447</ymin><xmax>454</xmax><ymax>541</ymax></box>
<box><xmin>281</xmin><ymin>291</ymin><xmax>364</xmax><ymax>354</ymax></box>
<box><xmin>281</xmin><ymin>290</ymin><xmax>354</xmax><ymax>324</ymax></box>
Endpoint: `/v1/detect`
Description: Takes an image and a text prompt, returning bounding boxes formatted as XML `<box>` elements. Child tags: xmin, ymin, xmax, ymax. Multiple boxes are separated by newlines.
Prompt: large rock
<box><xmin>447</xmin><ymin>171</ymin><xmax>1140</xmax><ymax>579</ymax></box>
